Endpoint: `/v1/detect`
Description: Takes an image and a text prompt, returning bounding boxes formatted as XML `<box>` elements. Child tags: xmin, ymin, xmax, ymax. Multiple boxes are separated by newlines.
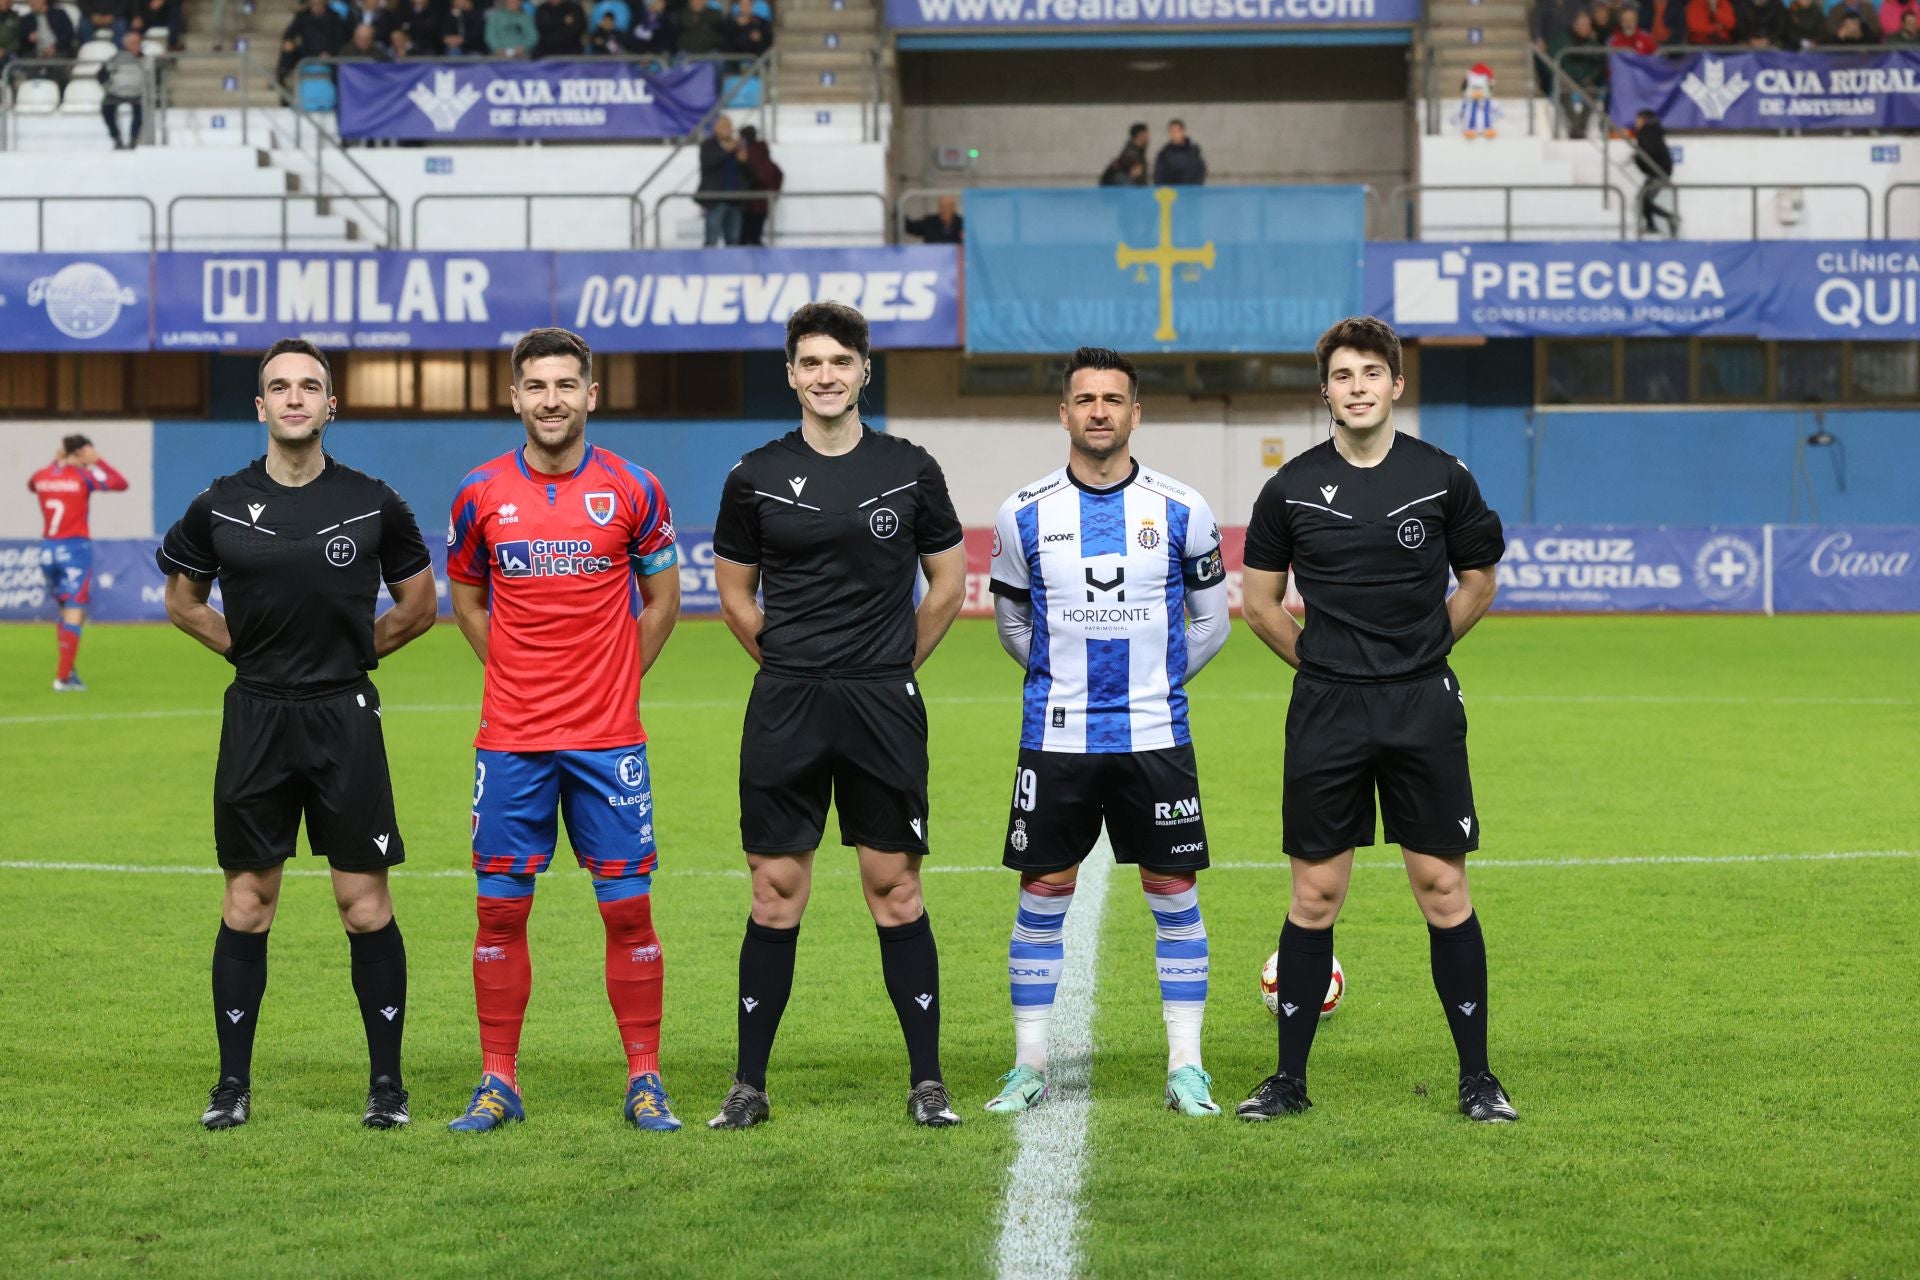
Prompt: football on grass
<box><xmin>1261</xmin><ymin>951</ymin><xmax>1345</xmax><ymax>1019</ymax></box>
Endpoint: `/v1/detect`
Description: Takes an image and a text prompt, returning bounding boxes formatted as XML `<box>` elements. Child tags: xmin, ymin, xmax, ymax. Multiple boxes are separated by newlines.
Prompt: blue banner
<box><xmin>1493</xmin><ymin>525</ymin><xmax>1766</xmax><ymax>612</ymax></box>
<box><xmin>558</xmin><ymin>248</ymin><xmax>961</xmax><ymax>352</ymax></box>
<box><xmin>0</xmin><ymin>255</ymin><xmax>151</xmax><ymax>351</ymax></box>
<box><xmin>337</xmin><ymin>60</ymin><xmax>717</xmax><ymax>142</ymax></box>
<box><xmin>1770</xmin><ymin>526</ymin><xmax>1920</xmax><ymax>613</ymax></box>
<box><xmin>885</xmin><ymin>0</ymin><xmax>1419</xmax><ymax>29</ymax></box>
<box><xmin>1608</xmin><ymin>50</ymin><xmax>1920</xmax><ymax>132</ymax></box>
<box><xmin>1366</xmin><ymin>241</ymin><xmax>1920</xmax><ymax>340</ymax></box>
<box><xmin>152</xmin><ymin>252</ymin><xmax>552</xmax><ymax>351</ymax></box>
<box><xmin>964</xmin><ymin>186</ymin><xmax>1363</xmax><ymax>354</ymax></box>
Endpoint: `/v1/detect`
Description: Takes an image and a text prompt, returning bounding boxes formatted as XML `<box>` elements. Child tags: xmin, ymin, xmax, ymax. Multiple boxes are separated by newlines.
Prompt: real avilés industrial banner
<box><xmin>964</xmin><ymin>186</ymin><xmax>1364</xmax><ymax>354</ymax></box>
<box><xmin>336</xmin><ymin>60</ymin><xmax>717</xmax><ymax>142</ymax></box>
<box><xmin>1368</xmin><ymin>241</ymin><xmax>1920</xmax><ymax>340</ymax></box>
<box><xmin>1607</xmin><ymin>50</ymin><xmax>1920</xmax><ymax>132</ymax></box>
<box><xmin>885</xmin><ymin>0</ymin><xmax>1419</xmax><ymax>29</ymax></box>
<box><xmin>8</xmin><ymin>249</ymin><xmax>959</xmax><ymax>353</ymax></box>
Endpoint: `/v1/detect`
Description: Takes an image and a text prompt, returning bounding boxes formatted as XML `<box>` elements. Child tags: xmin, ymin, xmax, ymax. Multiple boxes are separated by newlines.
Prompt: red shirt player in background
<box><xmin>29</xmin><ymin>432</ymin><xmax>130</xmax><ymax>691</ymax></box>
<box><xmin>444</xmin><ymin>327</ymin><xmax>684</xmax><ymax>1134</ymax></box>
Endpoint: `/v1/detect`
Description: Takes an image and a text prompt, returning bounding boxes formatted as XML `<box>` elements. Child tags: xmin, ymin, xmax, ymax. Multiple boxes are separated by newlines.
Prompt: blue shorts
<box><xmin>470</xmin><ymin>745</ymin><xmax>658</xmax><ymax>879</ymax></box>
<box><xmin>43</xmin><ymin>540</ymin><xmax>93</xmax><ymax>608</ymax></box>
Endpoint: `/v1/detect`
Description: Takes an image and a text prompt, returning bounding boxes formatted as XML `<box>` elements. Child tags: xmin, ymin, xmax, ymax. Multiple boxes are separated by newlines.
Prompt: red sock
<box><xmin>473</xmin><ymin>894</ymin><xmax>534</xmax><ymax>1088</ymax></box>
<box><xmin>56</xmin><ymin>623</ymin><xmax>81</xmax><ymax>682</ymax></box>
<box><xmin>598</xmin><ymin>893</ymin><xmax>663</xmax><ymax>1079</ymax></box>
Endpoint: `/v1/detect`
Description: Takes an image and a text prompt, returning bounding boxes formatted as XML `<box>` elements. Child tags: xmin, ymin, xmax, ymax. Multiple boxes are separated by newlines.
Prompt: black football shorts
<box><xmin>213</xmin><ymin>680</ymin><xmax>404</xmax><ymax>872</ymax></box>
<box><xmin>1002</xmin><ymin>744</ymin><xmax>1209</xmax><ymax>875</ymax></box>
<box><xmin>1282</xmin><ymin>667</ymin><xmax>1480</xmax><ymax>859</ymax></box>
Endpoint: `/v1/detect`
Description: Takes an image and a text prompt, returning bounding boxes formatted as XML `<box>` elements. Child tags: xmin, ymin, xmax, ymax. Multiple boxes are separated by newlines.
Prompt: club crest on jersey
<box><xmin>584</xmin><ymin>491</ymin><xmax>617</xmax><ymax>527</ymax></box>
<box><xmin>1137</xmin><ymin>517</ymin><xmax>1160</xmax><ymax>550</ymax></box>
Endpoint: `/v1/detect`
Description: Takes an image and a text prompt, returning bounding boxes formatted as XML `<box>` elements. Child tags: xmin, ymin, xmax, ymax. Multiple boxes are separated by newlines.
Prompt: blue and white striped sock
<box><xmin>1145</xmin><ymin>874</ymin><xmax>1208</xmax><ymax>1071</ymax></box>
<box><xmin>1008</xmin><ymin>879</ymin><xmax>1075</xmax><ymax>1070</ymax></box>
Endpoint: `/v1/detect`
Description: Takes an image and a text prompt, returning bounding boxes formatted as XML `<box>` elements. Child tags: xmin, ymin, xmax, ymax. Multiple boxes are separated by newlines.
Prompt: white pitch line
<box><xmin>993</xmin><ymin>841</ymin><xmax>1113</xmax><ymax>1280</ymax></box>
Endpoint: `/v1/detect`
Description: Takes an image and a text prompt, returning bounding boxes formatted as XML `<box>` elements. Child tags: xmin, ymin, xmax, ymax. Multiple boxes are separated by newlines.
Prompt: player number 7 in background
<box><xmin>1014</xmin><ymin>767</ymin><xmax>1037</xmax><ymax>812</ymax></box>
<box><xmin>45</xmin><ymin>499</ymin><xmax>64</xmax><ymax>534</ymax></box>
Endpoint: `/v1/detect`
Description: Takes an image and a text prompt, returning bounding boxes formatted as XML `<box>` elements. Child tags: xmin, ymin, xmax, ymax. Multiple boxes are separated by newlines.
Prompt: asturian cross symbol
<box><xmin>1115</xmin><ymin>187</ymin><xmax>1217</xmax><ymax>343</ymax></box>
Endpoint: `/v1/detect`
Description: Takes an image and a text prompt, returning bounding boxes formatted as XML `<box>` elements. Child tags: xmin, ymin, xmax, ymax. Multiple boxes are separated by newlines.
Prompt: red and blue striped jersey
<box><xmin>448</xmin><ymin>445</ymin><xmax>677</xmax><ymax>752</ymax></box>
<box><xmin>29</xmin><ymin>458</ymin><xmax>129</xmax><ymax>539</ymax></box>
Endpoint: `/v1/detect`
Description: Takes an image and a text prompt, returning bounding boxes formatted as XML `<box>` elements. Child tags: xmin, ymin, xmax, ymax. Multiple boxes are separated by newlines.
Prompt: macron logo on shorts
<box><xmin>1458</xmin><ymin>816</ymin><xmax>1473</xmax><ymax>836</ymax></box>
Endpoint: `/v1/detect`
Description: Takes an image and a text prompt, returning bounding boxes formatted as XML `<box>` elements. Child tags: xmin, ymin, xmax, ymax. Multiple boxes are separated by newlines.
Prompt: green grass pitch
<box><xmin>1</xmin><ymin>615</ymin><xmax>1916</xmax><ymax>1278</ymax></box>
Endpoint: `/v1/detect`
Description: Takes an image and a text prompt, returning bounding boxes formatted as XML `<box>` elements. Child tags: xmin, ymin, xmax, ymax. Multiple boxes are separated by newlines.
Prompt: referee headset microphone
<box><xmin>1321</xmin><ymin>388</ymin><xmax>1347</xmax><ymax>436</ymax></box>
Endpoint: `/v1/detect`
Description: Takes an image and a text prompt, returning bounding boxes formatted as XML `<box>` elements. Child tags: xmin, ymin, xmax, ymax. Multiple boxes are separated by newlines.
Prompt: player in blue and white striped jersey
<box><xmin>982</xmin><ymin>347</ymin><xmax>1231</xmax><ymax>1118</ymax></box>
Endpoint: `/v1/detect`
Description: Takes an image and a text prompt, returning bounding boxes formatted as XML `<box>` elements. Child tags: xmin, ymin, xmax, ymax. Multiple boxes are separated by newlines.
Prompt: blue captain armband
<box><xmin>636</xmin><ymin>545</ymin><xmax>679</xmax><ymax>576</ymax></box>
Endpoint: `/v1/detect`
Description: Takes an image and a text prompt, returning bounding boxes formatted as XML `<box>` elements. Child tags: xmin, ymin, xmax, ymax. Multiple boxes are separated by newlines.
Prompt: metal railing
<box><xmin>0</xmin><ymin>194</ymin><xmax>159</xmax><ymax>249</ymax></box>
<box><xmin>1883</xmin><ymin>182</ymin><xmax>1920</xmax><ymax>238</ymax></box>
<box><xmin>1386</xmin><ymin>183</ymin><xmax>1630</xmax><ymax>240</ymax></box>
<box><xmin>1665</xmin><ymin>182</ymin><xmax>1875</xmax><ymax>239</ymax></box>
<box><xmin>166</xmin><ymin>192</ymin><xmax>400</xmax><ymax>248</ymax></box>
<box><xmin>649</xmin><ymin>188</ymin><xmax>891</xmax><ymax>246</ymax></box>
<box><xmin>894</xmin><ymin>187</ymin><xmax>966</xmax><ymax>245</ymax></box>
<box><xmin>628</xmin><ymin>48</ymin><xmax>781</xmax><ymax>242</ymax></box>
<box><xmin>151</xmin><ymin>50</ymin><xmax>255</xmax><ymax>146</ymax></box>
<box><xmin>411</xmin><ymin>192</ymin><xmax>644</xmax><ymax>250</ymax></box>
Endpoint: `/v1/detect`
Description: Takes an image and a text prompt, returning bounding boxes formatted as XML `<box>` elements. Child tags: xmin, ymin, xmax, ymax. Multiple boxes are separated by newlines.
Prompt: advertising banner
<box><xmin>152</xmin><ymin>252</ymin><xmax>552</xmax><ymax>351</ymax></box>
<box><xmin>1608</xmin><ymin>50</ymin><xmax>1920</xmax><ymax>132</ymax></box>
<box><xmin>557</xmin><ymin>247</ymin><xmax>962</xmax><ymax>352</ymax></box>
<box><xmin>964</xmin><ymin>186</ymin><xmax>1364</xmax><ymax>354</ymax></box>
<box><xmin>885</xmin><ymin>0</ymin><xmax>1420</xmax><ymax>30</ymax></box>
<box><xmin>1769</xmin><ymin>525</ymin><xmax>1920</xmax><ymax>612</ymax></box>
<box><xmin>1491</xmin><ymin>524</ymin><xmax>1766</xmax><ymax>612</ymax></box>
<box><xmin>0</xmin><ymin>255</ymin><xmax>151</xmax><ymax>352</ymax></box>
<box><xmin>337</xmin><ymin>60</ymin><xmax>717</xmax><ymax>142</ymax></box>
<box><xmin>1367</xmin><ymin>241</ymin><xmax>1920</xmax><ymax>340</ymax></box>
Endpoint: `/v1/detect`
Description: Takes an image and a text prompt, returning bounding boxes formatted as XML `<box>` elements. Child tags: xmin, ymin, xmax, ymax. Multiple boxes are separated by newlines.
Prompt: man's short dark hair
<box><xmin>1315</xmin><ymin>316</ymin><xmax>1403</xmax><ymax>385</ymax></box>
<box><xmin>785</xmin><ymin>301</ymin><xmax>869</xmax><ymax>362</ymax></box>
<box><xmin>1168</xmin><ymin>117</ymin><xmax>1185</xmax><ymax>129</ymax></box>
<box><xmin>1129</xmin><ymin>122</ymin><xmax>1147</xmax><ymax>140</ymax></box>
<box><xmin>1062</xmin><ymin>346</ymin><xmax>1138</xmax><ymax>400</ymax></box>
<box><xmin>512</xmin><ymin>327</ymin><xmax>594</xmax><ymax>383</ymax></box>
<box><xmin>258</xmin><ymin>338</ymin><xmax>333</xmax><ymax>397</ymax></box>
<box><xmin>61</xmin><ymin>433</ymin><xmax>92</xmax><ymax>454</ymax></box>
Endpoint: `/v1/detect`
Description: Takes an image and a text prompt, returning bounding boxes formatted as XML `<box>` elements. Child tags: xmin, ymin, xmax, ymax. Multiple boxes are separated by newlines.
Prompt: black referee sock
<box><xmin>877</xmin><ymin>912</ymin><xmax>943</xmax><ymax>1086</ymax></box>
<box><xmin>212</xmin><ymin>923</ymin><xmax>269</xmax><ymax>1085</ymax></box>
<box><xmin>347</xmin><ymin>918</ymin><xmax>407</xmax><ymax>1087</ymax></box>
<box><xmin>1275</xmin><ymin>918</ymin><xmax>1334</xmax><ymax>1083</ymax></box>
<box><xmin>1429</xmin><ymin>911</ymin><xmax>1490</xmax><ymax>1077</ymax></box>
<box><xmin>736</xmin><ymin>918</ymin><xmax>799</xmax><ymax>1092</ymax></box>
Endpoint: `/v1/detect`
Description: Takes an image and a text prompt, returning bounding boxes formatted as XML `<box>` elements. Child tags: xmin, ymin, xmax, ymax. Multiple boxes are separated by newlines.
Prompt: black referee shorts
<box><xmin>1003</xmin><ymin>745</ymin><xmax>1209</xmax><ymax>875</ymax></box>
<box><xmin>1282</xmin><ymin>667</ymin><xmax>1479</xmax><ymax>860</ymax></box>
<box><xmin>739</xmin><ymin>671</ymin><xmax>929</xmax><ymax>856</ymax></box>
<box><xmin>213</xmin><ymin>680</ymin><xmax>404</xmax><ymax>873</ymax></box>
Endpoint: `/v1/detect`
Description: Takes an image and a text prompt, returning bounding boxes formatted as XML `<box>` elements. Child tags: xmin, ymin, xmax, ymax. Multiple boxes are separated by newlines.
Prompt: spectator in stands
<box><xmin>589</xmin><ymin>8</ymin><xmax>635</xmax><ymax>51</ymax></box>
<box><xmin>535</xmin><ymin>0</ymin><xmax>587</xmax><ymax>55</ymax></box>
<box><xmin>1738</xmin><ymin>0</ymin><xmax>1791</xmax><ymax>44</ymax></box>
<box><xmin>1610</xmin><ymin>4</ymin><xmax>1659</xmax><ymax>48</ymax></box>
<box><xmin>22</xmin><ymin>0</ymin><xmax>79</xmax><ymax>63</ymax></box>
<box><xmin>1100</xmin><ymin>155</ymin><xmax>1146</xmax><ymax>185</ymax></box>
<box><xmin>1784</xmin><ymin>0</ymin><xmax>1827</xmax><ymax>42</ymax></box>
<box><xmin>1880</xmin><ymin>0</ymin><xmax>1920</xmax><ymax>35</ymax></box>
<box><xmin>339</xmin><ymin>20</ymin><xmax>389</xmax><ymax>58</ymax></box>
<box><xmin>1588</xmin><ymin>0</ymin><xmax>1620</xmax><ymax>40</ymax></box>
<box><xmin>697</xmin><ymin>114</ymin><xmax>746</xmax><ymax>245</ymax></box>
<box><xmin>1153</xmin><ymin>119</ymin><xmax>1207</xmax><ymax>186</ymax></box>
<box><xmin>1889</xmin><ymin>7</ymin><xmax>1920</xmax><ymax>38</ymax></box>
<box><xmin>904</xmin><ymin>194</ymin><xmax>964</xmax><ymax>244</ymax></box>
<box><xmin>346</xmin><ymin>0</ymin><xmax>386</xmax><ymax>39</ymax></box>
<box><xmin>724</xmin><ymin>0</ymin><xmax>771</xmax><ymax>62</ymax></box>
<box><xmin>1827</xmin><ymin>0</ymin><xmax>1883</xmax><ymax>37</ymax></box>
<box><xmin>398</xmin><ymin>0</ymin><xmax>441</xmax><ymax>55</ymax></box>
<box><xmin>1549</xmin><ymin>10</ymin><xmax>1608</xmax><ymax>138</ymax></box>
<box><xmin>1830</xmin><ymin>8</ymin><xmax>1877</xmax><ymax>36</ymax></box>
<box><xmin>1532</xmin><ymin>0</ymin><xmax>1588</xmax><ymax>62</ymax></box>
<box><xmin>278</xmin><ymin>0</ymin><xmax>346</xmax><ymax>82</ymax></box>
<box><xmin>81</xmin><ymin>0</ymin><xmax>131</xmax><ymax>50</ymax></box>
<box><xmin>738</xmin><ymin>123</ymin><xmax>782</xmax><ymax>246</ymax></box>
<box><xmin>388</xmin><ymin>24</ymin><xmax>414</xmax><ymax>56</ymax></box>
<box><xmin>1685</xmin><ymin>0</ymin><xmax>1741</xmax><ymax>42</ymax></box>
<box><xmin>443</xmin><ymin>0</ymin><xmax>486</xmax><ymax>52</ymax></box>
<box><xmin>1114</xmin><ymin>122</ymin><xmax>1149</xmax><ymax>179</ymax></box>
<box><xmin>486</xmin><ymin>0</ymin><xmax>537</xmax><ymax>56</ymax></box>
<box><xmin>98</xmin><ymin>29</ymin><xmax>146</xmax><ymax>148</ymax></box>
<box><xmin>1631</xmin><ymin>109</ymin><xmax>1678</xmax><ymax>236</ymax></box>
<box><xmin>675</xmin><ymin>0</ymin><xmax>727</xmax><ymax>54</ymax></box>
<box><xmin>633</xmin><ymin>0</ymin><xmax>673</xmax><ymax>53</ymax></box>
<box><xmin>591</xmin><ymin>0</ymin><xmax>632</xmax><ymax>30</ymax></box>
<box><xmin>131</xmin><ymin>0</ymin><xmax>180</xmax><ymax>51</ymax></box>
<box><xmin>0</xmin><ymin>8</ymin><xmax>23</xmax><ymax>70</ymax></box>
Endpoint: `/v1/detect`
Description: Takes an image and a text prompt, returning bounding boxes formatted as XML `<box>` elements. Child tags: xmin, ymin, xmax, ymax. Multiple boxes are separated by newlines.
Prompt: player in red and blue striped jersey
<box><xmin>444</xmin><ymin>328</ymin><xmax>684</xmax><ymax>1133</ymax></box>
<box><xmin>28</xmin><ymin>434</ymin><xmax>129</xmax><ymax>691</ymax></box>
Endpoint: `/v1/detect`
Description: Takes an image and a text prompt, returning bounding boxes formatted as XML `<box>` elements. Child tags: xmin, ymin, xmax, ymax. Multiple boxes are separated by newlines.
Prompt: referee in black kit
<box><xmin>707</xmin><ymin>301</ymin><xmax>968</xmax><ymax>1130</ymax></box>
<box><xmin>158</xmin><ymin>339</ymin><xmax>437</xmax><ymax>1132</ymax></box>
<box><xmin>1233</xmin><ymin>316</ymin><xmax>1519</xmax><ymax>1125</ymax></box>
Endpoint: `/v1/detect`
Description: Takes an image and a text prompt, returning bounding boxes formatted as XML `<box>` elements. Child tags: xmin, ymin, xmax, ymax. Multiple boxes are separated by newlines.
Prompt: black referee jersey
<box><xmin>157</xmin><ymin>457</ymin><xmax>432</xmax><ymax>695</ymax></box>
<box><xmin>1244</xmin><ymin>433</ymin><xmax>1504</xmax><ymax>683</ymax></box>
<box><xmin>713</xmin><ymin>426</ymin><xmax>963</xmax><ymax>678</ymax></box>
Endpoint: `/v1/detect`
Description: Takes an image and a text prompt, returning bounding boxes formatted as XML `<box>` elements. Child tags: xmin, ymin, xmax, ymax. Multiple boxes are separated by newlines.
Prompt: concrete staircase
<box><xmin>773</xmin><ymin>0</ymin><xmax>883</xmax><ymax>111</ymax></box>
<box><xmin>161</xmin><ymin>0</ymin><xmax>283</xmax><ymax>108</ymax></box>
<box><xmin>1422</xmin><ymin>0</ymin><xmax>1534</xmax><ymax>120</ymax></box>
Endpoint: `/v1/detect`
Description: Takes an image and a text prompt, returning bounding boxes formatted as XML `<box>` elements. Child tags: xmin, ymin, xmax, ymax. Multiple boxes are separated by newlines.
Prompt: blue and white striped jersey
<box><xmin>989</xmin><ymin>462</ymin><xmax>1225</xmax><ymax>754</ymax></box>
